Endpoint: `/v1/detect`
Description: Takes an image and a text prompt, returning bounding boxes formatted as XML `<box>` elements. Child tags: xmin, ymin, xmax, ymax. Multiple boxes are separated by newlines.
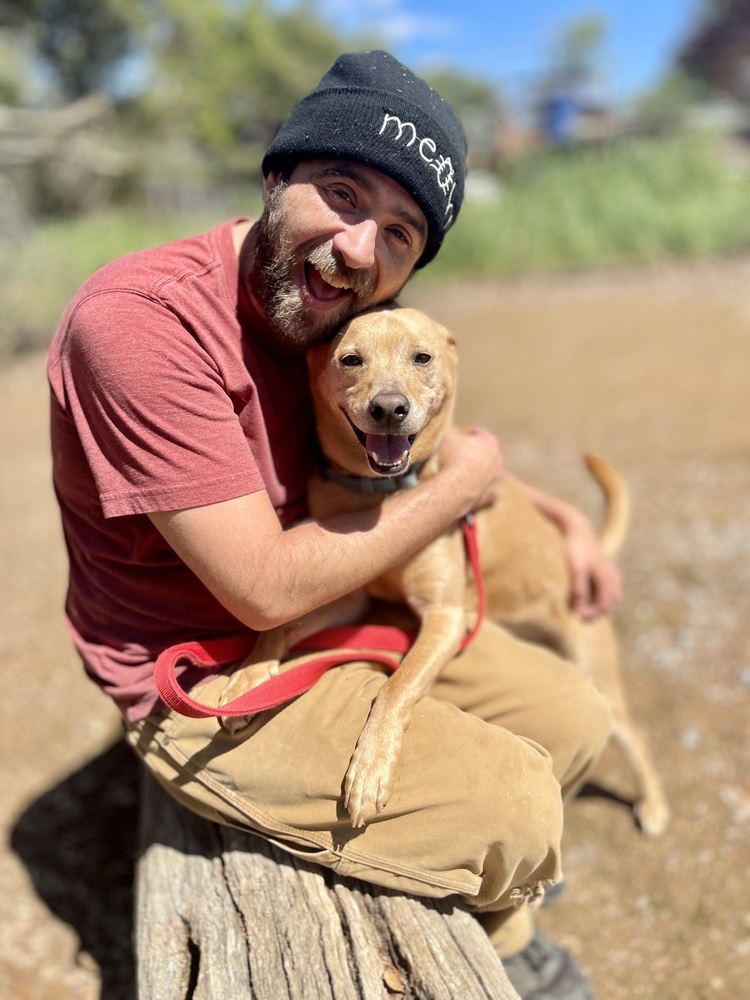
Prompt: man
<box><xmin>49</xmin><ymin>51</ymin><xmax>617</xmax><ymax>999</ymax></box>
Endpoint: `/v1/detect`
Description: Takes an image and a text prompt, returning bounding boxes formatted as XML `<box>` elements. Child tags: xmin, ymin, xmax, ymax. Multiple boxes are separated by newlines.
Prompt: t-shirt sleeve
<box><xmin>57</xmin><ymin>288</ymin><xmax>266</xmax><ymax>517</ymax></box>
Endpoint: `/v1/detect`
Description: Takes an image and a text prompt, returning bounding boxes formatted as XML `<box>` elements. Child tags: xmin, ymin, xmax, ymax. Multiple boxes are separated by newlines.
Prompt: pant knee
<box><xmin>578</xmin><ymin>677</ymin><xmax>612</xmax><ymax>756</ymax></box>
<box><xmin>548</xmin><ymin>667</ymin><xmax>611</xmax><ymax>794</ymax></box>
<box><xmin>468</xmin><ymin>736</ymin><xmax>564</xmax><ymax>907</ymax></box>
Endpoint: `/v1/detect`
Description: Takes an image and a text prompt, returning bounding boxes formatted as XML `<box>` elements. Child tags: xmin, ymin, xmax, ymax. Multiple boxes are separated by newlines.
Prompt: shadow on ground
<box><xmin>11</xmin><ymin>741</ymin><xmax>139</xmax><ymax>1000</ymax></box>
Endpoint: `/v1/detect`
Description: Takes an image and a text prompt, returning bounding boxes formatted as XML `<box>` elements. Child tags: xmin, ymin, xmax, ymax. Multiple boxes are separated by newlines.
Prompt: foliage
<box><xmin>699</xmin><ymin>0</ymin><xmax>736</xmax><ymax>18</ymax></box>
<box><xmin>139</xmin><ymin>0</ymin><xmax>346</xmax><ymax>155</ymax></box>
<box><xmin>0</xmin><ymin>0</ymin><xmax>353</xmax><ymax>217</ymax></box>
<box><xmin>422</xmin><ymin>135</ymin><xmax>750</xmax><ymax>280</ymax></box>
<box><xmin>18</xmin><ymin>0</ymin><xmax>137</xmax><ymax>98</ymax></box>
<box><xmin>7</xmin><ymin>0</ymin><xmax>348</xmax><ymax>151</ymax></box>
<box><xmin>422</xmin><ymin>68</ymin><xmax>501</xmax><ymax>120</ymax></box>
<box><xmin>6</xmin><ymin>135</ymin><xmax>750</xmax><ymax>362</ymax></box>
<box><xmin>547</xmin><ymin>13</ymin><xmax>608</xmax><ymax>87</ymax></box>
<box><xmin>633</xmin><ymin>70</ymin><xmax>718</xmax><ymax>129</ymax></box>
<box><xmin>421</xmin><ymin>67</ymin><xmax>505</xmax><ymax>166</ymax></box>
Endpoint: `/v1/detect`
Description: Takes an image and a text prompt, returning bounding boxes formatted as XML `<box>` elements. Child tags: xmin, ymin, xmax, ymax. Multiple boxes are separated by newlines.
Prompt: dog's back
<box><xmin>474</xmin><ymin>456</ymin><xmax>629</xmax><ymax>659</ymax></box>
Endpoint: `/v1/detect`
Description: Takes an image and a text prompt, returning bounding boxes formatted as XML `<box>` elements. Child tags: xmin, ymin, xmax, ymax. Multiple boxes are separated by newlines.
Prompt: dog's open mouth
<box><xmin>343</xmin><ymin>411</ymin><xmax>416</xmax><ymax>476</ymax></box>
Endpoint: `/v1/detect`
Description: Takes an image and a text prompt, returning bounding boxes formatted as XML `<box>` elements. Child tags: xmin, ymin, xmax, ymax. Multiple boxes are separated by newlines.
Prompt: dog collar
<box><xmin>321</xmin><ymin>460</ymin><xmax>425</xmax><ymax>495</ymax></box>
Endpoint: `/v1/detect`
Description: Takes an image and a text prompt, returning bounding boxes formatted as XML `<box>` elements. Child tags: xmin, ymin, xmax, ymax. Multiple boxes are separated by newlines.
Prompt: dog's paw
<box><xmin>634</xmin><ymin>794</ymin><xmax>671</xmax><ymax>837</ymax></box>
<box><xmin>218</xmin><ymin>659</ymin><xmax>280</xmax><ymax>735</ymax></box>
<box><xmin>343</xmin><ymin>732</ymin><xmax>401</xmax><ymax>828</ymax></box>
<box><xmin>219</xmin><ymin>659</ymin><xmax>280</xmax><ymax>705</ymax></box>
<box><xmin>219</xmin><ymin>713</ymin><xmax>254</xmax><ymax>735</ymax></box>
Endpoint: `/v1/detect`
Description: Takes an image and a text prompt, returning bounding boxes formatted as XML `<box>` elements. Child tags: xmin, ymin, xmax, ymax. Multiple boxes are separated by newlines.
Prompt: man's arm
<box><xmin>148</xmin><ymin>427</ymin><xmax>503</xmax><ymax>632</ymax></box>
<box><xmin>506</xmin><ymin>473</ymin><xmax>623</xmax><ymax>620</ymax></box>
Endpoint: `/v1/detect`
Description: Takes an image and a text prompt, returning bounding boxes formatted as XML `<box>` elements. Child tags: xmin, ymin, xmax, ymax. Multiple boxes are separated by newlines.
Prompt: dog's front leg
<box><xmin>219</xmin><ymin>589</ymin><xmax>369</xmax><ymax>734</ymax></box>
<box><xmin>343</xmin><ymin>605</ymin><xmax>466</xmax><ymax>828</ymax></box>
<box><xmin>218</xmin><ymin>627</ymin><xmax>290</xmax><ymax>734</ymax></box>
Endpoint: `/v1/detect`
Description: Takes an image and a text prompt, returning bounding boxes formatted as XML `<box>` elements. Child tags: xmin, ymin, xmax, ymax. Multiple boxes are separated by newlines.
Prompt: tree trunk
<box><xmin>135</xmin><ymin>773</ymin><xmax>520</xmax><ymax>999</ymax></box>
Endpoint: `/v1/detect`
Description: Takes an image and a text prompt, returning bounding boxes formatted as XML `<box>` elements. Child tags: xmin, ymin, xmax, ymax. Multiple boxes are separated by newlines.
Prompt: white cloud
<box><xmin>319</xmin><ymin>0</ymin><xmax>453</xmax><ymax>46</ymax></box>
<box><xmin>375</xmin><ymin>13</ymin><xmax>453</xmax><ymax>44</ymax></box>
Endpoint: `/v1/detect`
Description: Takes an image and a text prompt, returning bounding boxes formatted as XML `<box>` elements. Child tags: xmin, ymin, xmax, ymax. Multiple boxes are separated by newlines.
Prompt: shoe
<box><xmin>502</xmin><ymin>928</ymin><xmax>593</xmax><ymax>1000</ymax></box>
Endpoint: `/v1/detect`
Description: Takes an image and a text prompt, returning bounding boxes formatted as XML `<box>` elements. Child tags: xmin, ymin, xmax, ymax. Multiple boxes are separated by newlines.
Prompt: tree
<box><xmin>14</xmin><ymin>0</ymin><xmax>137</xmax><ymax>99</ymax></box>
<box><xmin>548</xmin><ymin>13</ymin><xmax>608</xmax><ymax>88</ymax></box>
<box><xmin>135</xmin><ymin>0</ymin><xmax>348</xmax><ymax>154</ymax></box>
<box><xmin>679</xmin><ymin>0</ymin><xmax>750</xmax><ymax>100</ymax></box>
<box><xmin>422</xmin><ymin>67</ymin><xmax>505</xmax><ymax>169</ymax></box>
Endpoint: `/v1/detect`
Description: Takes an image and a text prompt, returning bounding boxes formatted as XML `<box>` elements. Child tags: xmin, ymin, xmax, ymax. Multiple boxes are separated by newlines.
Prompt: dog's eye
<box><xmin>413</xmin><ymin>353</ymin><xmax>432</xmax><ymax>365</ymax></box>
<box><xmin>340</xmin><ymin>354</ymin><xmax>363</xmax><ymax>367</ymax></box>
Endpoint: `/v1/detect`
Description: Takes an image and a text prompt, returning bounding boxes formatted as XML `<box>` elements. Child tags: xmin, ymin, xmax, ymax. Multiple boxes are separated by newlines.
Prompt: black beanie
<box><xmin>262</xmin><ymin>50</ymin><xmax>466</xmax><ymax>267</ymax></box>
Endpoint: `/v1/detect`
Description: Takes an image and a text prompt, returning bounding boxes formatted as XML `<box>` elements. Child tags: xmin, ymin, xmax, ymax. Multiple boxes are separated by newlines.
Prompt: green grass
<box><xmin>4</xmin><ymin>134</ymin><xmax>750</xmax><ymax>360</ymax></box>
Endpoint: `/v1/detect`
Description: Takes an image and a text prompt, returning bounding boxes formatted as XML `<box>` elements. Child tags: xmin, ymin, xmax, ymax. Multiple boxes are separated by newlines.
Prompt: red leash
<box><xmin>154</xmin><ymin>515</ymin><xmax>485</xmax><ymax>719</ymax></box>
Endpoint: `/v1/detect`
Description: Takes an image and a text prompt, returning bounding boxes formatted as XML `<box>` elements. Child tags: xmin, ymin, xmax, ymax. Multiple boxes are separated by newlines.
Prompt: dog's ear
<box><xmin>432</xmin><ymin>321</ymin><xmax>457</xmax><ymax>353</ymax></box>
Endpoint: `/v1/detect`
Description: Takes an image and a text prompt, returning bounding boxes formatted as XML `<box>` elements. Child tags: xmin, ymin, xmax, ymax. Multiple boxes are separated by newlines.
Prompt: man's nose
<box><xmin>332</xmin><ymin>219</ymin><xmax>377</xmax><ymax>269</ymax></box>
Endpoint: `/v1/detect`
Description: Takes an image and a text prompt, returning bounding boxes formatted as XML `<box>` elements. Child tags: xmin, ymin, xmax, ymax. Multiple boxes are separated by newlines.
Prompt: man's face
<box><xmin>248</xmin><ymin>159</ymin><xmax>428</xmax><ymax>350</ymax></box>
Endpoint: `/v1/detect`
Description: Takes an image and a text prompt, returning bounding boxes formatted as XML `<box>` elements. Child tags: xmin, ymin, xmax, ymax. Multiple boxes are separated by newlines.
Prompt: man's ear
<box><xmin>262</xmin><ymin>171</ymin><xmax>280</xmax><ymax>200</ymax></box>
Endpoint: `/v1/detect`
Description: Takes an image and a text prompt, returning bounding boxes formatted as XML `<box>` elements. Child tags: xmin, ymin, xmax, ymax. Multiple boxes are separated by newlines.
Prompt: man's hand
<box><xmin>561</xmin><ymin>509</ymin><xmax>623</xmax><ymax>620</ymax></box>
<box><xmin>506</xmin><ymin>473</ymin><xmax>623</xmax><ymax>621</ymax></box>
<box><xmin>438</xmin><ymin>427</ymin><xmax>505</xmax><ymax>515</ymax></box>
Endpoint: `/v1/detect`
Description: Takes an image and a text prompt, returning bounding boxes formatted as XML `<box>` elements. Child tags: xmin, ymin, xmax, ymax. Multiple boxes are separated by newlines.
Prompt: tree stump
<box><xmin>135</xmin><ymin>773</ymin><xmax>520</xmax><ymax>999</ymax></box>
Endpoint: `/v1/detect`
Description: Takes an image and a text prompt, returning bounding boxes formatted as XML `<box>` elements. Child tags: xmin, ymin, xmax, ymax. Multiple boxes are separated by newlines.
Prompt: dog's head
<box><xmin>307</xmin><ymin>306</ymin><xmax>458</xmax><ymax>478</ymax></box>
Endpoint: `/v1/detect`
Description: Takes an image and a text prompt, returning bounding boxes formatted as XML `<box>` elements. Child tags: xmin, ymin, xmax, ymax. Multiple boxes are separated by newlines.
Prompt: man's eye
<box><xmin>413</xmin><ymin>353</ymin><xmax>432</xmax><ymax>365</ymax></box>
<box><xmin>340</xmin><ymin>354</ymin><xmax>363</xmax><ymax>367</ymax></box>
<box><xmin>328</xmin><ymin>185</ymin><xmax>355</xmax><ymax>206</ymax></box>
<box><xmin>388</xmin><ymin>226</ymin><xmax>411</xmax><ymax>246</ymax></box>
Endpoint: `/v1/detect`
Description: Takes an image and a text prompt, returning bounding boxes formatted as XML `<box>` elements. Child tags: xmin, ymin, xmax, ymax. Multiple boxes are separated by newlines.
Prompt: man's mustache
<box><xmin>301</xmin><ymin>240</ymin><xmax>376</xmax><ymax>300</ymax></box>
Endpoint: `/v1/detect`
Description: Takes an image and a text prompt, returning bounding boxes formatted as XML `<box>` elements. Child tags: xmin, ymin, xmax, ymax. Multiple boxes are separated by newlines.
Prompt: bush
<box><xmin>4</xmin><ymin>134</ymin><xmax>750</xmax><ymax>361</ymax></box>
<box><xmin>424</xmin><ymin>135</ymin><xmax>750</xmax><ymax>279</ymax></box>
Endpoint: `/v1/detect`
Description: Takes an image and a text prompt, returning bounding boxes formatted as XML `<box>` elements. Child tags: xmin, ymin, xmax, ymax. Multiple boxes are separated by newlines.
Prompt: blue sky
<box><xmin>315</xmin><ymin>0</ymin><xmax>704</xmax><ymax>105</ymax></box>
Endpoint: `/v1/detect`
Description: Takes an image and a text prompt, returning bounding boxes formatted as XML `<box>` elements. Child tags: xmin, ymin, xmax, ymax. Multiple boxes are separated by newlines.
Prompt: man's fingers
<box><xmin>572</xmin><ymin>563</ymin><xmax>623</xmax><ymax>620</ymax></box>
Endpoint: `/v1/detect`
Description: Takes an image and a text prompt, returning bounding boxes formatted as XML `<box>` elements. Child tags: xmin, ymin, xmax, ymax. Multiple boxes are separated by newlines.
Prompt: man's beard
<box><xmin>249</xmin><ymin>181</ymin><xmax>378</xmax><ymax>349</ymax></box>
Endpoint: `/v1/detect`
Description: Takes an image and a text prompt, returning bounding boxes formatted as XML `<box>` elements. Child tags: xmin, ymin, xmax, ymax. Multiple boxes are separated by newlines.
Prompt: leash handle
<box><xmin>154</xmin><ymin>516</ymin><xmax>484</xmax><ymax>718</ymax></box>
<box><xmin>155</xmin><ymin>638</ymin><xmax>402</xmax><ymax>719</ymax></box>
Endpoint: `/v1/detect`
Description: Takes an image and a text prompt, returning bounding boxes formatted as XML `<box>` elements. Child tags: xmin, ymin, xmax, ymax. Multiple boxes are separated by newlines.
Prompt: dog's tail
<box><xmin>584</xmin><ymin>453</ymin><xmax>630</xmax><ymax>559</ymax></box>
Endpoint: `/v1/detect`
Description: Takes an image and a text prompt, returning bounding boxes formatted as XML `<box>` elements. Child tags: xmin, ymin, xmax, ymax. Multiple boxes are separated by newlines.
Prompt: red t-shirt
<box><xmin>47</xmin><ymin>218</ymin><xmax>315</xmax><ymax>721</ymax></box>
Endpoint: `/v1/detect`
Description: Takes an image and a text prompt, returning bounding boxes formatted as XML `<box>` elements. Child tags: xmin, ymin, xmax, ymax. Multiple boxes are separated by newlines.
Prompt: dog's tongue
<box><xmin>366</xmin><ymin>433</ymin><xmax>411</xmax><ymax>468</ymax></box>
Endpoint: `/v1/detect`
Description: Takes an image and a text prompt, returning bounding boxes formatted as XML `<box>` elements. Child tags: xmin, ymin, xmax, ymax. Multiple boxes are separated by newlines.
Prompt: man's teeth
<box><xmin>315</xmin><ymin>265</ymin><xmax>352</xmax><ymax>290</ymax></box>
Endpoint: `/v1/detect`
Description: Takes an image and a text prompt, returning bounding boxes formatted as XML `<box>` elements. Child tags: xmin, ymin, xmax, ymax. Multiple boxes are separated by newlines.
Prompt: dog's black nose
<box><xmin>369</xmin><ymin>392</ymin><xmax>410</xmax><ymax>424</ymax></box>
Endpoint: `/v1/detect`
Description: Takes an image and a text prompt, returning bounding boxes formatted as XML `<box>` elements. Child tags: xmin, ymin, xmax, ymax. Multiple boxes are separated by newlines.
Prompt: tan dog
<box><xmin>220</xmin><ymin>306</ymin><xmax>670</xmax><ymax>835</ymax></box>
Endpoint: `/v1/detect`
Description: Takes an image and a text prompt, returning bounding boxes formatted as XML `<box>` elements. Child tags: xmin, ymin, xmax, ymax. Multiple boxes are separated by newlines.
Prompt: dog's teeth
<box><xmin>370</xmin><ymin>449</ymin><xmax>409</xmax><ymax>470</ymax></box>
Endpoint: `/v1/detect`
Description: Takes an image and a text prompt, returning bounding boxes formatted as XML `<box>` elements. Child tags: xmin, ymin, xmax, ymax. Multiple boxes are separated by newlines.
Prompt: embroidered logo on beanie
<box><xmin>262</xmin><ymin>50</ymin><xmax>467</xmax><ymax>266</ymax></box>
<box><xmin>378</xmin><ymin>113</ymin><xmax>458</xmax><ymax>230</ymax></box>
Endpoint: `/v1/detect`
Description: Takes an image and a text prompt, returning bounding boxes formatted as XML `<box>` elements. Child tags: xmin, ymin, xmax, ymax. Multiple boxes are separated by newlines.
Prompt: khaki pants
<box><xmin>125</xmin><ymin>621</ymin><xmax>610</xmax><ymax>957</ymax></box>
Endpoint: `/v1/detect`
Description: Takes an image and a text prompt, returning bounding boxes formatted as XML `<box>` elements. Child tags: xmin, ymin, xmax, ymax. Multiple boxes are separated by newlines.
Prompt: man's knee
<box><xmin>543</xmin><ymin>663</ymin><xmax>611</xmax><ymax>793</ymax></box>
<box><xmin>560</xmin><ymin>664</ymin><xmax>610</xmax><ymax>753</ymax></box>
<box><xmin>446</xmin><ymin>712</ymin><xmax>563</xmax><ymax>849</ymax></box>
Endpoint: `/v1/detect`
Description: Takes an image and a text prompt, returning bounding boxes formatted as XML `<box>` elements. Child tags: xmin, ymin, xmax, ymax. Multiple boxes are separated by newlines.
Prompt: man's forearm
<box><xmin>506</xmin><ymin>473</ymin><xmax>585</xmax><ymax>534</ymax></box>
<box><xmin>251</xmin><ymin>470</ymin><xmax>475</xmax><ymax>627</ymax></box>
<box><xmin>150</xmin><ymin>434</ymin><xmax>501</xmax><ymax>632</ymax></box>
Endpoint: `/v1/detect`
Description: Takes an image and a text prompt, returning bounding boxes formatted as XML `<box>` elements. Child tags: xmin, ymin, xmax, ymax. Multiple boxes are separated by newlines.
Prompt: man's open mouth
<box><xmin>303</xmin><ymin>262</ymin><xmax>355</xmax><ymax>308</ymax></box>
<box><xmin>343</xmin><ymin>410</ymin><xmax>417</xmax><ymax>476</ymax></box>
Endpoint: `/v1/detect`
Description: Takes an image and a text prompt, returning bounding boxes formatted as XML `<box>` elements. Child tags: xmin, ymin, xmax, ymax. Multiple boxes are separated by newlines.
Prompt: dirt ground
<box><xmin>1</xmin><ymin>259</ymin><xmax>749</xmax><ymax>999</ymax></box>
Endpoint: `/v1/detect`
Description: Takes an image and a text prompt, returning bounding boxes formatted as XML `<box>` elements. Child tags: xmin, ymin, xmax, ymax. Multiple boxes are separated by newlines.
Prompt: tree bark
<box><xmin>135</xmin><ymin>773</ymin><xmax>520</xmax><ymax>999</ymax></box>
